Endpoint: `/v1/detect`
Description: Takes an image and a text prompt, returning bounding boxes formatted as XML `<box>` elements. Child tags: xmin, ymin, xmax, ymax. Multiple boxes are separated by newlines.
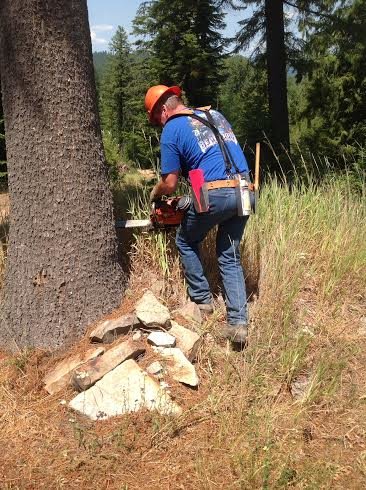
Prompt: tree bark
<box><xmin>0</xmin><ymin>0</ymin><xmax>124</xmax><ymax>350</ymax></box>
<box><xmin>265</xmin><ymin>0</ymin><xmax>291</xmax><ymax>158</ymax></box>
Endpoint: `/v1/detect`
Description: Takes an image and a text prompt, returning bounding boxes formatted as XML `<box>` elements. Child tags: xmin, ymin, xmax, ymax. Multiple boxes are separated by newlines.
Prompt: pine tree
<box><xmin>219</xmin><ymin>55</ymin><xmax>270</xmax><ymax>149</ymax></box>
<box><xmin>97</xmin><ymin>27</ymin><xmax>159</xmax><ymax>168</ymax></box>
<box><xmin>100</xmin><ymin>27</ymin><xmax>132</xmax><ymax>146</ymax></box>
<box><xmin>133</xmin><ymin>0</ymin><xmax>227</xmax><ymax>107</ymax></box>
<box><xmin>121</xmin><ymin>48</ymin><xmax>161</xmax><ymax>167</ymax></box>
<box><xmin>222</xmin><ymin>0</ymin><xmax>336</xmax><ymax>165</ymax></box>
<box><xmin>300</xmin><ymin>0</ymin><xmax>366</xmax><ymax>158</ymax></box>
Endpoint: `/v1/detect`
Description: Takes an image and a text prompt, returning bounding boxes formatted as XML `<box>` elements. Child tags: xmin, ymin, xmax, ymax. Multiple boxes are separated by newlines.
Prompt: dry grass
<box><xmin>0</xmin><ymin>171</ymin><xmax>366</xmax><ymax>488</ymax></box>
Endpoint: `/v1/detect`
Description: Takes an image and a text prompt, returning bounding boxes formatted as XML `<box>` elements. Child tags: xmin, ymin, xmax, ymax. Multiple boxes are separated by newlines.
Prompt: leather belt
<box><xmin>206</xmin><ymin>179</ymin><xmax>238</xmax><ymax>190</ymax></box>
<box><xmin>206</xmin><ymin>180</ymin><xmax>255</xmax><ymax>191</ymax></box>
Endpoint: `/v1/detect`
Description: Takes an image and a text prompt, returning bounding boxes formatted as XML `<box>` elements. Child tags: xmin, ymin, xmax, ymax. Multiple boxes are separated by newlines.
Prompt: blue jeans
<box><xmin>175</xmin><ymin>187</ymin><xmax>249</xmax><ymax>325</ymax></box>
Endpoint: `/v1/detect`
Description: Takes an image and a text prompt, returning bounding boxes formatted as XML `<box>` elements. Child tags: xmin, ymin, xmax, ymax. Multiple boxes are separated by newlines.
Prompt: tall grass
<box><xmin>128</xmin><ymin>166</ymin><xmax>365</xmax><ymax>309</ymax></box>
<box><xmin>247</xmin><ymin>171</ymin><xmax>365</xmax><ymax>310</ymax></box>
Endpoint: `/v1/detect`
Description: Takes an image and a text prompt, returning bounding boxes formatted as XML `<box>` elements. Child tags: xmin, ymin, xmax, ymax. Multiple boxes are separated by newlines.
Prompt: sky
<box><xmin>87</xmin><ymin>0</ymin><xmax>245</xmax><ymax>52</ymax></box>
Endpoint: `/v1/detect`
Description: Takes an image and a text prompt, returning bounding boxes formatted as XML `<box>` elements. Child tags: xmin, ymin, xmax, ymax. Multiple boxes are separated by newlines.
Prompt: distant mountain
<box><xmin>93</xmin><ymin>51</ymin><xmax>111</xmax><ymax>80</ymax></box>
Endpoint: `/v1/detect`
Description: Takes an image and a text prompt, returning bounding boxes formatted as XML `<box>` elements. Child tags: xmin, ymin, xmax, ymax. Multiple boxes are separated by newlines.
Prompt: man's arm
<box><xmin>150</xmin><ymin>171</ymin><xmax>179</xmax><ymax>201</ymax></box>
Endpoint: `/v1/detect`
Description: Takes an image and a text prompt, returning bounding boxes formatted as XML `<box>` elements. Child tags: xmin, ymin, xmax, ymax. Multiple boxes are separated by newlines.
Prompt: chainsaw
<box><xmin>115</xmin><ymin>196</ymin><xmax>191</xmax><ymax>230</ymax></box>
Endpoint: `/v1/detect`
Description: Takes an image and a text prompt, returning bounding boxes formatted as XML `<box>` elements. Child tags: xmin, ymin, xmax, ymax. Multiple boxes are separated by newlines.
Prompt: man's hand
<box><xmin>150</xmin><ymin>185</ymin><xmax>160</xmax><ymax>203</ymax></box>
<box><xmin>149</xmin><ymin>172</ymin><xmax>179</xmax><ymax>202</ymax></box>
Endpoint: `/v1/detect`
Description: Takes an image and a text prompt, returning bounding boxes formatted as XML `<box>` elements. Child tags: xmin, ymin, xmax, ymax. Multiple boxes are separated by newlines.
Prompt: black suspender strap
<box><xmin>202</xmin><ymin>110</ymin><xmax>241</xmax><ymax>176</ymax></box>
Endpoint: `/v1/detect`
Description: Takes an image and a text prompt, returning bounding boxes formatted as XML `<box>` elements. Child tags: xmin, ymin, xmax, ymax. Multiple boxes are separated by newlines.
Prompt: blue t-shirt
<box><xmin>160</xmin><ymin>109</ymin><xmax>249</xmax><ymax>181</ymax></box>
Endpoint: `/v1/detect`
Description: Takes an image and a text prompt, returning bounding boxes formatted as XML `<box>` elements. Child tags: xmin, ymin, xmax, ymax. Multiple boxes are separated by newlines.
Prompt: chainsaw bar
<box><xmin>115</xmin><ymin>219</ymin><xmax>153</xmax><ymax>230</ymax></box>
<box><xmin>116</xmin><ymin>196</ymin><xmax>189</xmax><ymax>230</ymax></box>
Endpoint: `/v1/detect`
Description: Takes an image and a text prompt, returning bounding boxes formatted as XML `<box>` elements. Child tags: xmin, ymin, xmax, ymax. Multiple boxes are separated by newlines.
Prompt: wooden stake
<box><xmin>255</xmin><ymin>142</ymin><xmax>260</xmax><ymax>191</ymax></box>
<box><xmin>254</xmin><ymin>142</ymin><xmax>260</xmax><ymax>213</ymax></box>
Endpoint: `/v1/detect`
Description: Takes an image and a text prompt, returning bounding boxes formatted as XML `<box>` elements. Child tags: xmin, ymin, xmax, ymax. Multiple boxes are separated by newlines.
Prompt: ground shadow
<box><xmin>113</xmin><ymin>183</ymin><xmax>142</xmax><ymax>278</ymax></box>
<box><xmin>201</xmin><ymin>228</ymin><xmax>260</xmax><ymax>303</ymax></box>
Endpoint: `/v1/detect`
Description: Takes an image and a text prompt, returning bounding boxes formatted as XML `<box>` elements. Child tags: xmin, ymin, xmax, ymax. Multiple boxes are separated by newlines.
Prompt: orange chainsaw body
<box><xmin>150</xmin><ymin>197</ymin><xmax>185</xmax><ymax>228</ymax></box>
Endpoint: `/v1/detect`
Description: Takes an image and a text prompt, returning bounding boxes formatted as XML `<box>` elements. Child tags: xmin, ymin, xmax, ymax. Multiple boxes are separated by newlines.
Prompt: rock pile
<box><xmin>43</xmin><ymin>291</ymin><xmax>203</xmax><ymax>421</ymax></box>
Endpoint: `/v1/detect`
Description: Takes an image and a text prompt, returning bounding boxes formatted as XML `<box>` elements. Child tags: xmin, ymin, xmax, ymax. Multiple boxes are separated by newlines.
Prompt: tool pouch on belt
<box><xmin>189</xmin><ymin>168</ymin><xmax>209</xmax><ymax>213</ymax></box>
<box><xmin>241</xmin><ymin>172</ymin><xmax>256</xmax><ymax>213</ymax></box>
<box><xmin>235</xmin><ymin>174</ymin><xmax>252</xmax><ymax>216</ymax></box>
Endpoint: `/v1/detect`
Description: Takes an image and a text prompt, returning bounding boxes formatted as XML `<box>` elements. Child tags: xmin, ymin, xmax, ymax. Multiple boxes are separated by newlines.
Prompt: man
<box><xmin>145</xmin><ymin>84</ymin><xmax>250</xmax><ymax>344</ymax></box>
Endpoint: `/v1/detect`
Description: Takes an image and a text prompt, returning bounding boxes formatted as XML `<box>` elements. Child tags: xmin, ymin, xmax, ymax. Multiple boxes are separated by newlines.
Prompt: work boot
<box><xmin>196</xmin><ymin>303</ymin><xmax>214</xmax><ymax>314</ymax></box>
<box><xmin>220</xmin><ymin>324</ymin><xmax>248</xmax><ymax>344</ymax></box>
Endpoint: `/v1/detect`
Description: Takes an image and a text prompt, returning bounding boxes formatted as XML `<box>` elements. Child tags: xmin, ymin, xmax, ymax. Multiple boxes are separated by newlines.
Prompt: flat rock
<box><xmin>69</xmin><ymin>359</ymin><xmax>182</xmax><ymax>420</ymax></box>
<box><xmin>154</xmin><ymin>347</ymin><xmax>199</xmax><ymax>387</ymax></box>
<box><xmin>72</xmin><ymin>339</ymin><xmax>145</xmax><ymax>391</ymax></box>
<box><xmin>147</xmin><ymin>331</ymin><xmax>176</xmax><ymax>348</ymax></box>
<box><xmin>173</xmin><ymin>302</ymin><xmax>202</xmax><ymax>325</ymax></box>
<box><xmin>290</xmin><ymin>373</ymin><xmax>311</xmax><ymax>401</ymax></box>
<box><xmin>43</xmin><ymin>346</ymin><xmax>105</xmax><ymax>395</ymax></box>
<box><xmin>146</xmin><ymin>361</ymin><xmax>164</xmax><ymax>376</ymax></box>
<box><xmin>89</xmin><ymin>313</ymin><xmax>140</xmax><ymax>343</ymax></box>
<box><xmin>132</xmin><ymin>330</ymin><xmax>142</xmax><ymax>341</ymax></box>
<box><xmin>169</xmin><ymin>321</ymin><xmax>201</xmax><ymax>362</ymax></box>
<box><xmin>135</xmin><ymin>290</ymin><xmax>171</xmax><ymax>329</ymax></box>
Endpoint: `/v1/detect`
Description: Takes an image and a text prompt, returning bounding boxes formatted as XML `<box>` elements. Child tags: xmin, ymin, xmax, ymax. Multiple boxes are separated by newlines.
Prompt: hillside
<box><xmin>93</xmin><ymin>50</ymin><xmax>111</xmax><ymax>82</ymax></box>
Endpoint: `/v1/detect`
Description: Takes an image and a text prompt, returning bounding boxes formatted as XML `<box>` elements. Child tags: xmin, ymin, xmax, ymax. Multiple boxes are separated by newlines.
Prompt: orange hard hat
<box><xmin>144</xmin><ymin>85</ymin><xmax>182</xmax><ymax>122</ymax></box>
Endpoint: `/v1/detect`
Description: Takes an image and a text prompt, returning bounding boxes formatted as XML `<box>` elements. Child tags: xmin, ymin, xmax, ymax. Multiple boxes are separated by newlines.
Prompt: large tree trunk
<box><xmin>264</xmin><ymin>0</ymin><xmax>291</xmax><ymax>160</ymax></box>
<box><xmin>0</xmin><ymin>0</ymin><xmax>124</xmax><ymax>351</ymax></box>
